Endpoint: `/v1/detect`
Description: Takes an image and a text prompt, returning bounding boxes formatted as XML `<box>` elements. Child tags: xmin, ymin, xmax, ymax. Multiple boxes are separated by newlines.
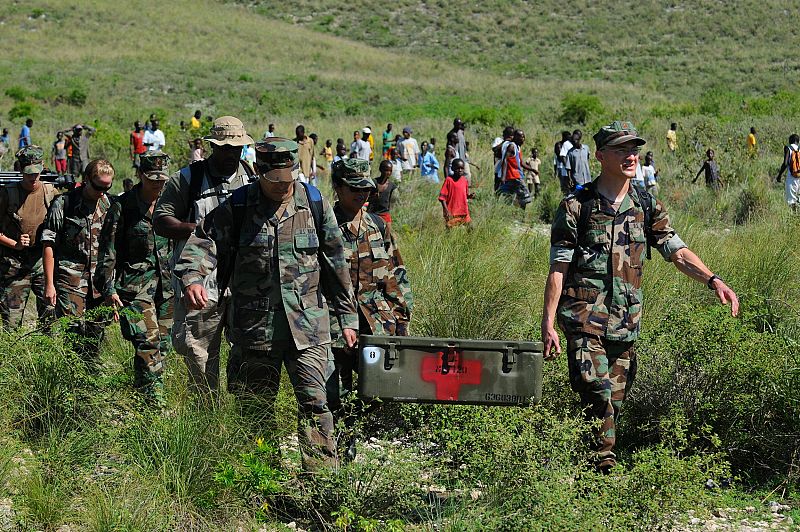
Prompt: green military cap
<box><xmin>255</xmin><ymin>137</ymin><xmax>299</xmax><ymax>182</ymax></box>
<box><xmin>15</xmin><ymin>145</ymin><xmax>44</xmax><ymax>174</ymax></box>
<box><xmin>332</xmin><ymin>158</ymin><xmax>375</xmax><ymax>189</ymax></box>
<box><xmin>138</xmin><ymin>150</ymin><xmax>171</xmax><ymax>181</ymax></box>
<box><xmin>593</xmin><ymin>120</ymin><xmax>646</xmax><ymax>150</ymax></box>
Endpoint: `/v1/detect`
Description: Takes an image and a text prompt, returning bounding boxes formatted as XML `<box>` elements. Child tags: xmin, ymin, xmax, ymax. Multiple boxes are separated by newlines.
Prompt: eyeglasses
<box><xmin>88</xmin><ymin>180</ymin><xmax>113</xmax><ymax>192</ymax></box>
<box><xmin>604</xmin><ymin>146</ymin><xmax>641</xmax><ymax>156</ymax></box>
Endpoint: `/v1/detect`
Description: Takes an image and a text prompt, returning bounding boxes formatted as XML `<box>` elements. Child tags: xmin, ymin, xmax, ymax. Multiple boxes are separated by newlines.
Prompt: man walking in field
<box><xmin>153</xmin><ymin>116</ymin><xmax>256</xmax><ymax>396</ymax></box>
<box><xmin>542</xmin><ymin>120</ymin><xmax>739</xmax><ymax>473</ymax></box>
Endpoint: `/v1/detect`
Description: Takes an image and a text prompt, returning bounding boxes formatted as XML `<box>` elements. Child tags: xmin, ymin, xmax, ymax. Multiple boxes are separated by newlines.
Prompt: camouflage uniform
<box><xmin>95</xmin><ymin>152</ymin><xmax>174</xmax><ymax>402</ymax></box>
<box><xmin>0</xmin><ymin>146</ymin><xmax>56</xmax><ymax>328</ymax></box>
<box><xmin>153</xmin><ymin>116</ymin><xmax>256</xmax><ymax>394</ymax></box>
<box><xmin>324</xmin><ymin>159</ymin><xmax>414</xmax><ymax>423</ymax></box>
<box><xmin>550</xmin><ymin>177</ymin><xmax>686</xmax><ymax>467</ymax></box>
<box><xmin>41</xmin><ymin>185</ymin><xmax>113</xmax><ymax>361</ymax></box>
<box><xmin>175</xmin><ymin>138</ymin><xmax>358</xmax><ymax>469</ymax></box>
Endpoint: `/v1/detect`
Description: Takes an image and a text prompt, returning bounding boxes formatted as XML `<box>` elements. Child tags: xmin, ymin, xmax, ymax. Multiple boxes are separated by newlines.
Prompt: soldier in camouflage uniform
<box><xmin>324</xmin><ymin>158</ymin><xmax>413</xmax><ymax>458</ymax></box>
<box><xmin>175</xmin><ymin>138</ymin><xmax>358</xmax><ymax>469</ymax></box>
<box><xmin>42</xmin><ymin>158</ymin><xmax>115</xmax><ymax>362</ymax></box>
<box><xmin>0</xmin><ymin>146</ymin><xmax>57</xmax><ymax>328</ymax></box>
<box><xmin>542</xmin><ymin>121</ymin><xmax>739</xmax><ymax>473</ymax></box>
<box><xmin>95</xmin><ymin>151</ymin><xmax>174</xmax><ymax>403</ymax></box>
<box><xmin>153</xmin><ymin>116</ymin><xmax>256</xmax><ymax>396</ymax></box>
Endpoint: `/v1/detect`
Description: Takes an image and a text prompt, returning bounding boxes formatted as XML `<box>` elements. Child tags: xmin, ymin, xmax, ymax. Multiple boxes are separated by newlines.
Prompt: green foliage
<box><xmin>215</xmin><ymin>439</ymin><xmax>287</xmax><ymax>521</ymax></box>
<box><xmin>4</xmin><ymin>86</ymin><xmax>29</xmax><ymax>102</ymax></box>
<box><xmin>559</xmin><ymin>93</ymin><xmax>605</xmax><ymax>125</ymax></box>
<box><xmin>8</xmin><ymin>102</ymin><xmax>36</xmax><ymax>120</ymax></box>
<box><xmin>66</xmin><ymin>87</ymin><xmax>87</xmax><ymax>107</ymax></box>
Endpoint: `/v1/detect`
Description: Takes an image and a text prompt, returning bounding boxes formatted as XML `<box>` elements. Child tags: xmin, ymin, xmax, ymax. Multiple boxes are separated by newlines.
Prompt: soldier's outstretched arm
<box><xmin>542</xmin><ymin>263</ymin><xmax>568</xmax><ymax>360</ymax></box>
<box><xmin>670</xmin><ymin>248</ymin><xmax>739</xmax><ymax>317</ymax></box>
<box><xmin>317</xmin><ymin>199</ymin><xmax>359</xmax><ymax>338</ymax></box>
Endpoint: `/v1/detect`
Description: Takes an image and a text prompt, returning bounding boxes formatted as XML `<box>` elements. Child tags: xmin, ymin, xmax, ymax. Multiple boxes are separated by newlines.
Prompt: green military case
<box><xmin>358</xmin><ymin>335</ymin><xmax>543</xmax><ymax>406</ymax></box>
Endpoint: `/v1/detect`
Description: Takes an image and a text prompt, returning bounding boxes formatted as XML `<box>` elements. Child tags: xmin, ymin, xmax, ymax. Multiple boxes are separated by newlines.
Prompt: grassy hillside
<box><xmin>239</xmin><ymin>0</ymin><xmax>800</xmax><ymax>98</ymax></box>
<box><xmin>0</xmin><ymin>0</ymin><xmax>798</xmax><ymax>529</ymax></box>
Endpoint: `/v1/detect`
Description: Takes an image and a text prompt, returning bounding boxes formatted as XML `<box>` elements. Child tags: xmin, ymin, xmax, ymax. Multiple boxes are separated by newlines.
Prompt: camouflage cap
<box><xmin>255</xmin><ymin>137</ymin><xmax>300</xmax><ymax>182</ymax></box>
<box><xmin>593</xmin><ymin>120</ymin><xmax>646</xmax><ymax>150</ymax></box>
<box><xmin>138</xmin><ymin>150</ymin><xmax>171</xmax><ymax>181</ymax></box>
<box><xmin>332</xmin><ymin>158</ymin><xmax>375</xmax><ymax>189</ymax></box>
<box><xmin>15</xmin><ymin>145</ymin><xmax>44</xmax><ymax>174</ymax></box>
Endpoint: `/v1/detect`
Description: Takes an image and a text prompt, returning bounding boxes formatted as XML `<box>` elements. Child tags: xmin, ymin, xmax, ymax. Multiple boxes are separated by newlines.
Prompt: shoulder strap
<box><xmin>367</xmin><ymin>212</ymin><xmax>387</xmax><ymax>241</ymax></box>
<box><xmin>216</xmin><ymin>183</ymin><xmax>251</xmax><ymax>296</ymax></box>
<box><xmin>187</xmin><ymin>160</ymin><xmax>207</xmax><ymax>221</ymax></box>
<box><xmin>575</xmin><ymin>187</ymin><xmax>596</xmax><ymax>247</ymax></box>
<box><xmin>239</xmin><ymin>159</ymin><xmax>256</xmax><ymax>180</ymax></box>
<box><xmin>301</xmin><ymin>182</ymin><xmax>325</xmax><ymax>244</ymax></box>
<box><xmin>6</xmin><ymin>183</ymin><xmax>20</xmax><ymax>214</ymax></box>
<box><xmin>42</xmin><ymin>184</ymin><xmax>57</xmax><ymax>208</ymax></box>
<box><xmin>631</xmin><ymin>183</ymin><xmax>654</xmax><ymax>260</ymax></box>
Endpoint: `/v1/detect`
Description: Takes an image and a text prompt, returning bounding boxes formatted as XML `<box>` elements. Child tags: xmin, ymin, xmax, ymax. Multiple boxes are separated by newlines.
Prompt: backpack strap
<box><xmin>573</xmin><ymin>185</ymin><xmax>597</xmax><ymax>248</ymax></box>
<box><xmin>631</xmin><ymin>183</ymin><xmax>654</xmax><ymax>260</ymax></box>
<box><xmin>301</xmin><ymin>181</ymin><xmax>325</xmax><ymax>245</ymax></box>
<box><xmin>216</xmin><ymin>183</ymin><xmax>250</xmax><ymax>295</ymax></box>
<box><xmin>187</xmin><ymin>159</ymin><xmax>206</xmax><ymax>222</ymax></box>
<box><xmin>367</xmin><ymin>212</ymin><xmax>387</xmax><ymax>241</ymax></box>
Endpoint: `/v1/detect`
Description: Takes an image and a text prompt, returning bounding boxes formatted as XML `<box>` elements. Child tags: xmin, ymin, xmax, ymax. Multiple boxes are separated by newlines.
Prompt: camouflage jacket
<box><xmin>175</xmin><ymin>182</ymin><xmax>358</xmax><ymax>351</ymax></box>
<box><xmin>41</xmin><ymin>187</ymin><xmax>112</xmax><ymax>300</ymax></box>
<box><xmin>95</xmin><ymin>184</ymin><xmax>173</xmax><ymax>301</ymax></box>
<box><xmin>330</xmin><ymin>205</ymin><xmax>413</xmax><ymax>347</ymax></box>
<box><xmin>550</xmin><ymin>182</ymin><xmax>686</xmax><ymax>342</ymax></box>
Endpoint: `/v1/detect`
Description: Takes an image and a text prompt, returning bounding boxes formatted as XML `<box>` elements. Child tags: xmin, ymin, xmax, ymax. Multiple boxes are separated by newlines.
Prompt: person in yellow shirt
<box><xmin>666</xmin><ymin>122</ymin><xmax>677</xmax><ymax>152</ymax></box>
<box><xmin>747</xmin><ymin>127</ymin><xmax>757</xmax><ymax>155</ymax></box>
<box><xmin>363</xmin><ymin>127</ymin><xmax>374</xmax><ymax>162</ymax></box>
<box><xmin>190</xmin><ymin>110</ymin><xmax>201</xmax><ymax>129</ymax></box>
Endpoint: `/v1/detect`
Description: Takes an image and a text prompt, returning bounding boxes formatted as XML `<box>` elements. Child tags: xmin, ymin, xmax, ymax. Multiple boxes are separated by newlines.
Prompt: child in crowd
<box><xmin>438</xmin><ymin>158</ymin><xmax>473</xmax><ymax>228</ymax></box>
<box><xmin>524</xmin><ymin>147</ymin><xmax>541</xmax><ymax>198</ymax></box>
<box><xmin>368</xmin><ymin>160</ymin><xmax>399</xmax><ymax>230</ymax></box>
<box><xmin>52</xmin><ymin>131</ymin><xmax>67</xmax><ymax>176</ymax></box>
<box><xmin>333</xmin><ymin>143</ymin><xmax>348</xmax><ymax>164</ymax></box>
<box><xmin>321</xmin><ymin>139</ymin><xmax>334</xmax><ymax>170</ymax></box>
<box><xmin>189</xmin><ymin>138</ymin><xmax>204</xmax><ymax>163</ymax></box>
<box><xmin>693</xmin><ymin>148</ymin><xmax>722</xmax><ymax>190</ymax></box>
<box><xmin>390</xmin><ymin>142</ymin><xmax>403</xmax><ymax>182</ymax></box>
<box><xmin>419</xmin><ymin>142</ymin><xmax>440</xmax><ymax>184</ymax></box>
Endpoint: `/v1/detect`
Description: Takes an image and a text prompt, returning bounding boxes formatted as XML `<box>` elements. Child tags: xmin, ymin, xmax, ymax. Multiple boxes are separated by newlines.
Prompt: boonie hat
<box><xmin>203</xmin><ymin>116</ymin><xmax>255</xmax><ymax>147</ymax></box>
<box><xmin>593</xmin><ymin>120</ymin><xmax>646</xmax><ymax>150</ymax></box>
<box><xmin>332</xmin><ymin>158</ymin><xmax>375</xmax><ymax>189</ymax></box>
<box><xmin>16</xmin><ymin>145</ymin><xmax>44</xmax><ymax>174</ymax></box>
<box><xmin>138</xmin><ymin>150</ymin><xmax>171</xmax><ymax>181</ymax></box>
<box><xmin>255</xmin><ymin>137</ymin><xmax>299</xmax><ymax>182</ymax></box>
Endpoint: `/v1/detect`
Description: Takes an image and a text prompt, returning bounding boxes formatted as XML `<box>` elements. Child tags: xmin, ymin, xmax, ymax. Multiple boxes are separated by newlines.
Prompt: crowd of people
<box><xmin>0</xmin><ymin>111</ymin><xmax>765</xmax><ymax>474</ymax></box>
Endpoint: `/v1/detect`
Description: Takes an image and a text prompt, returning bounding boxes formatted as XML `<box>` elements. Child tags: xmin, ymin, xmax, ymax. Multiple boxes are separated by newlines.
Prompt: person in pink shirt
<box><xmin>438</xmin><ymin>158</ymin><xmax>473</xmax><ymax>228</ymax></box>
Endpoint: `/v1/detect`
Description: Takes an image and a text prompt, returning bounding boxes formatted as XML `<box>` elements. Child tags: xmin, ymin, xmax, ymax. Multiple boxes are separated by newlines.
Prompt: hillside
<box><xmin>238</xmin><ymin>0</ymin><xmax>800</xmax><ymax>98</ymax></box>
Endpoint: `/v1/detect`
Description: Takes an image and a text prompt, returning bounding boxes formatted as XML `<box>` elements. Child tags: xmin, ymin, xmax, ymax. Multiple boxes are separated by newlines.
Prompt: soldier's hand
<box><xmin>343</xmin><ymin>328</ymin><xmax>358</xmax><ymax>349</ymax></box>
<box><xmin>44</xmin><ymin>284</ymin><xmax>57</xmax><ymax>307</ymax></box>
<box><xmin>107</xmin><ymin>294</ymin><xmax>123</xmax><ymax>322</ymax></box>
<box><xmin>541</xmin><ymin>321</ymin><xmax>561</xmax><ymax>361</ymax></box>
<box><xmin>712</xmin><ymin>279</ymin><xmax>740</xmax><ymax>317</ymax></box>
<box><xmin>18</xmin><ymin>234</ymin><xmax>30</xmax><ymax>248</ymax></box>
<box><xmin>185</xmin><ymin>284</ymin><xmax>209</xmax><ymax>310</ymax></box>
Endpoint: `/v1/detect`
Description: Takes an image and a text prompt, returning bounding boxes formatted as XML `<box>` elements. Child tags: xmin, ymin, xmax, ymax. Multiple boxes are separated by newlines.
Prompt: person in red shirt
<box><xmin>496</xmin><ymin>129</ymin><xmax>534</xmax><ymax>209</ymax></box>
<box><xmin>129</xmin><ymin>121</ymin><xmax>146</xmax><ymax>169</ymax></box>
<box><xmin>438</xmin><ymin>159</ymin><xmax>473</xmax><ymax>228</ymax></box>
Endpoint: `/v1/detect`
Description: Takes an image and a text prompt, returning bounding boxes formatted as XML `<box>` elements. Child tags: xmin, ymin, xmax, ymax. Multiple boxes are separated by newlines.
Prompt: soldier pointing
<box><xmin>542</xmin><ymin>121</ymin><xmax>739</xmax><ymax>473</ymax></box>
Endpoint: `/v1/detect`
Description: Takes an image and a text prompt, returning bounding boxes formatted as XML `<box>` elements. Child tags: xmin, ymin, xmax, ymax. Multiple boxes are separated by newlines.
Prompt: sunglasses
<box><xmin>88</xmin><ymin>180</ymin><xmax>113</xmax><ymax>192</ymax></box>
<box><xmin>604</xmin><ymin>146</ymin><xmax>641</xmax><ymax>156</ymax></box>
<box><xmin>346</xmin><ymin>185</ymin><xmax>371</xmax><ymax>193</ymax></box>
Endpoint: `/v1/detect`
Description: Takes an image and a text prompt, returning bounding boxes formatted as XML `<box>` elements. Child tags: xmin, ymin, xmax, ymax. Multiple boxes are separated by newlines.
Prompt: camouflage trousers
<box><xmin>566</xmin><ymin>333</ymin><xmax>638</xmax><ymax>469</ymax></box>
<box><xmin>55</xmin><ymin>286</ymin><xmax>110</xmax><ymax>367</ymax></box>
<box><xmin>172</xmin><ymin>294</ymin><xmax>227</xmax><ymax>395</ymax></box>
<box><xmin>119</xmin><ymin>288</ymin><xmax>174</xmax><ymax>403</ymax></box>
<box><xmin>228</xmin><ymin>342</ymin><xmax>337</xmax><ymax>470</ymax></box>
<box><xmin>0</xmin><ymin>251</ymin><xmax>52</xmax><ymax>329</ymax></box>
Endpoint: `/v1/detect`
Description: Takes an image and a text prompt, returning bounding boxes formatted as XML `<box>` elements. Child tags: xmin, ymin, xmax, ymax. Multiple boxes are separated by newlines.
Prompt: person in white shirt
<box><xmin>349</xmin><ymin>130</ymin><xmax>371</xmax><ymax>161</ymax></box>
<box><xmin>397</xmin><ymin>126</ymin><xmax>420</xmax><ymax>178</ymax></box>
<box><xmin>143</xmin><ymin>119</ymin><xmax>165</xmax><ymax>151</ymax></box>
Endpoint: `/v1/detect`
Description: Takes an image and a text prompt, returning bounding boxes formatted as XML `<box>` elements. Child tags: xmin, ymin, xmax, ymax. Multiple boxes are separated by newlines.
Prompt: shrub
<box><xmin>66</xmin><ymin>87</ymin><xmax>87</xmax><ymax>107</ymax></box>
<box><xmin>8</xmin><ymin>102</ymin><xmax>36</xmax><ymax>120</ymax></box>
<box><xmin>559</xmin><ymin>93</ymin><xmax>605</xmax><ymax>125</ymax></box>
<box><xmin>4</xmin><ymin>86</ymin><xmax>29</xmax><ymax>102</ymax></box>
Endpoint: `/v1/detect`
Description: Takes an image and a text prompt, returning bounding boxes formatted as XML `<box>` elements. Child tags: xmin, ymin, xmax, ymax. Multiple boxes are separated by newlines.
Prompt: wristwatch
<box><xmin>706</xmin><ymin>274</ymin><xmax>721</xmax><ymax>290</ymax></box>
